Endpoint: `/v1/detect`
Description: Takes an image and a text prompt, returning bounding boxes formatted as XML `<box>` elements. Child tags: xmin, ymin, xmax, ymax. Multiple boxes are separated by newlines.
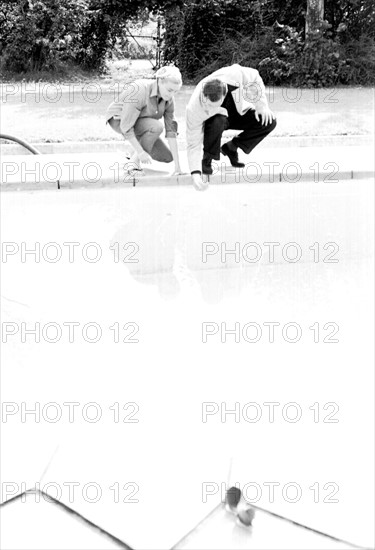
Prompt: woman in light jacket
<box><xmin>106</xmin><ymin>65</ymin><xmax>183</xmax><ymax>174</ymax></box>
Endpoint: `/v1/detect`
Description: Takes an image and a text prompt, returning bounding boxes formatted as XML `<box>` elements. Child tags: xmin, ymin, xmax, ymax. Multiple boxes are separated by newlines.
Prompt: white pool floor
<box><xmin>1</xmin><ymin>181</ymin><xmax>374</xmax><ymax>549</ymax></box>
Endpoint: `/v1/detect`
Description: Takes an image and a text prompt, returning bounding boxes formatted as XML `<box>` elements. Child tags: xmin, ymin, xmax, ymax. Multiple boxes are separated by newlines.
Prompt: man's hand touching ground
<box><xmin>192</xmin><ymin>173</ymin><xmax>209</xmax><ymax>191</ymax></box>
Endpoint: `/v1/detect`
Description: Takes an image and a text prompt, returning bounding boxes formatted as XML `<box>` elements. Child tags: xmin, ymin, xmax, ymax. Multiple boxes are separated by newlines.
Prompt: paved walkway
<box><xmin>1</xmin><ymin>84</ymin><xmax>373</xmax><ymax>143</ymax></box>
<box><xmin>1</xmin><ymin>144</ymin><xmax>373</xmax><ymax>189</ymax></box>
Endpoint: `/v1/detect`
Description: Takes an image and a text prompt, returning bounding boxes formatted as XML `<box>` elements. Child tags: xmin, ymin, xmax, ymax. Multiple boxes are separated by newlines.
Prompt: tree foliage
<box><xmin>163</xmin><ymin>0</ymin><xmax>375</xmax><ymax>86</ymax></box>
<box><xmin>0</xmin><ymin>0</ymin><xmax>374</xmax><ymax>84</ymax></box>
<box><xmin>0</xmin><ymin>0</ymin><xmax>176</xmax><ymax>74</ymax></box>
<box><xmin>0</xmin><ymin>0</ymin><xmax>90</xmax><ymax>72</ymax></box>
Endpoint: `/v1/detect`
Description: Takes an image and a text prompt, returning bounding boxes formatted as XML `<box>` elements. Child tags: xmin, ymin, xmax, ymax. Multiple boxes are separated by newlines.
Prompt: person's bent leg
<box><xmin>107</xmin><ymin>117</ymin><xmax>122</xmax><ymax>135</ymax></box>
<box><xmin>134</xmin><ymin>118</ymin><xmax>173</xmax><ymax>163</ymax></box>
<box><xmin>203</xmin><ymin>115</ymin><xmax>229</xmax><ymax>160</ymax></box>
<box><xmin>150</xmin><ymin>138</ymin><xmax>173</xmax><ymax>163</ymax></box>
<box><xmin>231</xmin><ymin>111</ymin><xmax>277</xmax><ymax>155</ymax></box>
<box><xmin>202</xmin><ymin>115</ymin><xmax>229</xmax><ymax>173</ymax></box>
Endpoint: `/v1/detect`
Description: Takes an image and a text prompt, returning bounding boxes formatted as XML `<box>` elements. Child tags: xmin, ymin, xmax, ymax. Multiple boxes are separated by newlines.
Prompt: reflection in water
<box><xmin>132</xmin><ymin>258</ymin><xmax>371</xmax><ymax>308</ymax></box>
<box><xmin>110</xmin><ymin>184</ymin><xmax>372</xmax><ymax>305</ymax></box>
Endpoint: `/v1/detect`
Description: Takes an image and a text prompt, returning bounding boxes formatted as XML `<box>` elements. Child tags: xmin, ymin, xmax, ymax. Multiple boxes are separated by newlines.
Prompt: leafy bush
<box><xmin>192</xmin><ymin>28</ymin><xmax>276</xmax><ymax>82</ymax></box>
<box><xmin>299</xmin><ymin>26</ymin><xmax>343</xmax><ymax>87</ymax></box>
<box><xmin>1</xmin><ymin>0</ymin><xmax>374</xmax><ymax>83</ymax></box>
<box><xmin>0</xmin><ymin>0</ymin><xmax>89</xmax><ymax>73</ymax></box>
<box><xmin>163</xmin><ymin>0</ymin><xmax>268</xmax><ymax>80</ymax></box>
<box><xmin>178</xmin><ymin>0</ymin><xmax>225</xmax><ymax>79</ymax></box>
<box><xmin>259</xmin><ymin>23</ymin><xmax>341</xmax><ymax>87</ymax></box>
<box><xmin>0</xmin><ymin>0</ymin><xmax>172</xmax><ymax>75</ymax></box>
<box><xmin>260</xmin><ymin>22</ymin><xmax>375</xmax><ymax>86</ymax></box>
<box><xmin>163</xmin><ymin>0</ymin><xmax>375</xmax><ymax>86</ymax></box>
<box><xmin>163</xmin><ymin>5</ymin><xmax>184</xmax><ymax>66</ymax></box>
<box><xmin>338</xmin><ymin>35</ymin><xmax>375</xmax><ymax>85</ymax></box>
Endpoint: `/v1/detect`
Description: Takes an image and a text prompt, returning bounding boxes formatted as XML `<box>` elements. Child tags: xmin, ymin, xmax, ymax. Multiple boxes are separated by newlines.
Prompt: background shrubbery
<box><xmin>163</xmin><ymin>0</ymin><xmax>375</xmax><ymax>86</ymax></box>
<box><xmin>0</xmin><ymin>0</ymin><xmax>166</xmax><ymax>76</ymax></box>
<box><xmin>0</xmin><ymin>0</ymin><xmax>374</xmax><ymax>85</ymax></box>
<box><xmin>0</xmin><ymin>0</ymin><xmax>89</xmax><ymax>74</ymax></box>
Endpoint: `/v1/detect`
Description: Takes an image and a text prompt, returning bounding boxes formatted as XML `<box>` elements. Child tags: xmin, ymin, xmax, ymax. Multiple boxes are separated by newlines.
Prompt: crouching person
<box><xmin>106</xmin><ymin>65</ymin><xmax>183</xmax><ymax>174</ymax></box>
<box><xmin>186</xmin><ymin>63</ymin><xmax>276</xmax><ymax>190</ymax></box>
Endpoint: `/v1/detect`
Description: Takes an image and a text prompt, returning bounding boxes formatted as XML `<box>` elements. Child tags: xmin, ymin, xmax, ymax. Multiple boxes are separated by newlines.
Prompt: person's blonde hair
<box><xmin>155</xmin><ymin>65</ymin><xmax>182</xmax><ymax>86</ymax></box>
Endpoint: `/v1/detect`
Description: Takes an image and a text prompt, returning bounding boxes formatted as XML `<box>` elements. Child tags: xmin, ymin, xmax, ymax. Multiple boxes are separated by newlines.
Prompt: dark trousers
<box><xmin>203</xmin><ymin>108</ymin><xmax>277</xmax><ymax>161</ymax></box>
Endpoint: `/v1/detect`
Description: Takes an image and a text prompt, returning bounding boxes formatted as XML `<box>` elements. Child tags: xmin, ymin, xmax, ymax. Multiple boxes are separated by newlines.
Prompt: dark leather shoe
<box><xmin>221</xmin><ymin>142</ymin><xmax>245</xmax><ymax>168</ymax></box>
<box><xmin>202</xmin><ymin>157</ymin><xmax>213</xmax><ymax>175</ymax></box>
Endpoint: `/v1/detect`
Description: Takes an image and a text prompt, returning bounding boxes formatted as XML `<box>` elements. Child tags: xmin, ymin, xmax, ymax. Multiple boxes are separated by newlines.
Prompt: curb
<box><xmin>0</xmin><ymin>135</ymin><xmax>372</xmax><ymax>156</ymax></box>
<box><xmin>1</xmin><ymin>169</ymin><xmax>373</xmax><ymax>192</ymax></box>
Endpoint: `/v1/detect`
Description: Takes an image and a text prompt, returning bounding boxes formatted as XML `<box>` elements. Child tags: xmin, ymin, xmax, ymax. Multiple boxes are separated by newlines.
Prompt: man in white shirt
<box><xmin>186</xmin><ymin>64</ymin><xmax>276</xmax><ymax>190</ymax></box>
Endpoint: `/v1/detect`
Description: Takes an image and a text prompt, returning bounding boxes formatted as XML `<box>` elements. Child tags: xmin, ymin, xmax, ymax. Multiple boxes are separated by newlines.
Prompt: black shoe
<box><xmin>202</xmin><ymin>157</ymin><xmax>213</xmax><ymax>175</ymax></box>
<box><xmin>220</xmin><ymin>142</ymin><xmax>245</xmax><ymax>168</ymax></box>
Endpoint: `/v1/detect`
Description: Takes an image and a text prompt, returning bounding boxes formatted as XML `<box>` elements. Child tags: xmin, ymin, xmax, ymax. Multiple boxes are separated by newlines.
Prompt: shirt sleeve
<box><xmin>186</xmin><ymin>103</ymin><xmax>204</xmax><ymax>173</ymax></box>
<box><xmin>119</xmin><ymin>82</ymin><xmax>147</xmax><ymax>138</ymax></box>
<box><xmin>241</xmin><ymin>66</ymin><xmax>268</xmax><ymax>110</ymax></box>
<box><xmin>163</xmin><ymin>98</ymin><xmax>178</xmax><ymax>138</ymax></box>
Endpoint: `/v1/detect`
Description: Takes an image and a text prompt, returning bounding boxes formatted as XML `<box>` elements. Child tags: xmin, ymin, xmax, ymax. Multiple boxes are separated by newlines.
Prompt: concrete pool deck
<box><xmin>0</xmin><ymin>143</ymin><xmax>373</xmax><ymax>190</ymax></box>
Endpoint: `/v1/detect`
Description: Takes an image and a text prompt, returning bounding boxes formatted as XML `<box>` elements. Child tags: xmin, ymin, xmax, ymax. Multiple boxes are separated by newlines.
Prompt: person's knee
<box><xmin>160</xmin><ymin>151</ymin><xmax>173</xmax><ymax>163</ymax></box>
<box><xmin>108</xmin><ymin>117</ymin><xmax>122</xmax><ymax>135</ymax></box>
<box><xmin>145</xmin><ymin>119</ymin><xmax>164</xmax><ymax>135</ymax></box>
<box><xmin>267</xmin><ymin>117</ymin><xmax>277</xmax><ymax>133</ymax></box>
<box><xmin>205</xmin><ymin>114</ymin><xmax>227</xmax><ymax>133</ymax></box>
<box><xmin>135</xmin><ymin>118</ymin><xmax>164</xmax><ymax>139</ymax></box>
<box><xmin>148</xmin><ymin>140</ymin><xmax>173</xmax><ymax>163</ymax></box>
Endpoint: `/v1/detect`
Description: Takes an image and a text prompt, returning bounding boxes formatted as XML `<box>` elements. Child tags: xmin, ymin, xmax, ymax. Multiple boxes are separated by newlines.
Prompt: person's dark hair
<box><xmin>202</xmin><ymin>79</ymin><xmax>226</xmax><ymax>102</ymax></box>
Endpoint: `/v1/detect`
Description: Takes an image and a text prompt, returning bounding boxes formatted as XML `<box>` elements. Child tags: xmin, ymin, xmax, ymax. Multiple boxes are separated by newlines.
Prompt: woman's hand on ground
<box><xmin>138</xmin><ymin>151</ymin><xmax>152</xmax><ymax>164</ymax></box>
<box><xmin>130</xmin><ymin>151</ymin><xmax>152</xmax><ymax>166</ymax></box>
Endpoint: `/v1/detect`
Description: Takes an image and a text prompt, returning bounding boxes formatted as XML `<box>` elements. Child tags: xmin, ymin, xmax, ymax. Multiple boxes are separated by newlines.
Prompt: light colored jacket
<box><xmin>186</xmin><ymin>64</ymin><xmax>269</xmax><ymax>173</ymax></box>
<box><xmin>106</xmin><ymin>79</ymin><xmax>178</xmax><ymax>139</ymax></box>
